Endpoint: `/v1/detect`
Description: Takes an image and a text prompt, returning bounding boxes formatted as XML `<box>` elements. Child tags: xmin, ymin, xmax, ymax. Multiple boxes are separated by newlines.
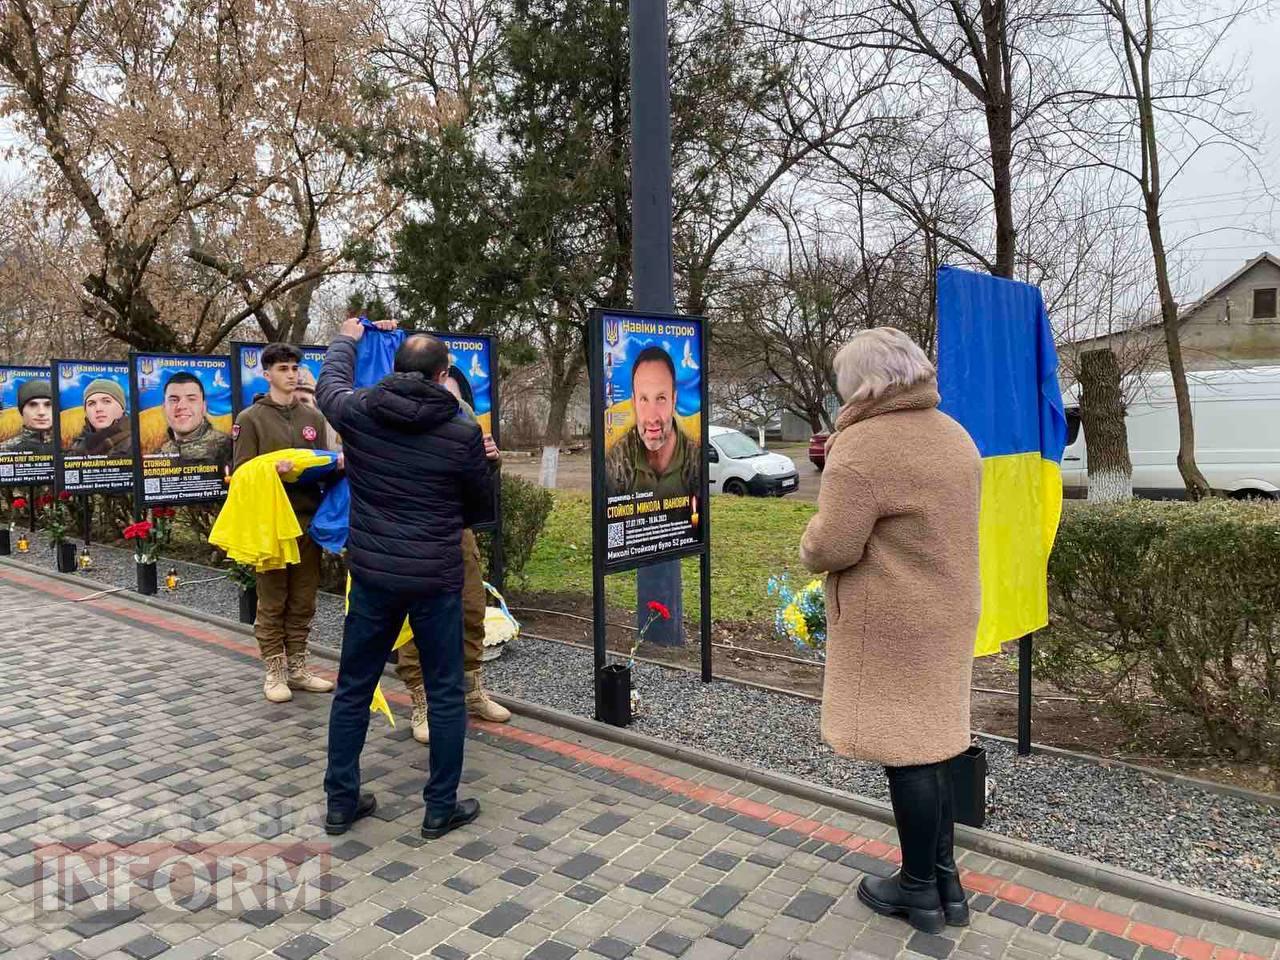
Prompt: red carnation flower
<box><xmin>58</xmin><ymin>490</ymin><xmax>72</xmax><ymax>501</ymax></box>
<box><xmin>36</xmin><ymin>494</ymin><xmax>53</xmax><ymax>508</ymax></box>
<box><xmin>11</xmin><ymin>497</ymin><xmax>27</xmax><ymax>510</ymax></box>
<box><xmin>647</xmin><ymin>600</ymin><xmax>671</xmax><ymax>621</ymax></box>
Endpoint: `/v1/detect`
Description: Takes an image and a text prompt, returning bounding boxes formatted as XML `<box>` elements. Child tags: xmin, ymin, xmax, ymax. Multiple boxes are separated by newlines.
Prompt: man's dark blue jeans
<box><xmin>324</xmin><ymin>575</ymin><xmax>465</xmax><ymax>820</ymax></box>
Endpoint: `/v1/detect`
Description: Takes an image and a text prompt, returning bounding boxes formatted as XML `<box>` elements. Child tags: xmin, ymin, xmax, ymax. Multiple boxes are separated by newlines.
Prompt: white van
<box><xmin>1063</xmin><ymin>365</ymin><xmax>1280</xmax><ymax>499</ymax></box>
<box><xmin>707</xmin><ymin>425</ymin><xmax>799</xmax><ymax>496</ymax></box>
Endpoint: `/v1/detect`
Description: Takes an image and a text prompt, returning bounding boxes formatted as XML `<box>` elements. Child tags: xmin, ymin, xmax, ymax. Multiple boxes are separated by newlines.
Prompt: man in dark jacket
<box><xmin>317</xmin><ymin>319</ymin><xmax>493</xmax><ymax>839</ymax></box>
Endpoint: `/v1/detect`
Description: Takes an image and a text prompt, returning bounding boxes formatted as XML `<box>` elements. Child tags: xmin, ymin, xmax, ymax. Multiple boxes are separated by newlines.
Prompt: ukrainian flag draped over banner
<box><xmin>936</xmin><ymin>266</ymin><xmax>1068</xmax><ymax>657</ymax></box>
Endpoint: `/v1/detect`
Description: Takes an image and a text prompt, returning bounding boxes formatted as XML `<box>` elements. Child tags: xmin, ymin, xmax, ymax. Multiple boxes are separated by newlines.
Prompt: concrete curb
<box><xmin>6</xmin><ymin>557</ymin><xmax>1280</xmax><ymax>941</ymax></box>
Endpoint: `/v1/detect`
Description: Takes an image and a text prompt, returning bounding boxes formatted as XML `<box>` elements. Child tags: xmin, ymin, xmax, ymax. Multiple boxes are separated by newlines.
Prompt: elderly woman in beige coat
<box><xmin>801</xmin><ymin>327</ymin><xmax>981</xmax><ymax>936</ymax></box>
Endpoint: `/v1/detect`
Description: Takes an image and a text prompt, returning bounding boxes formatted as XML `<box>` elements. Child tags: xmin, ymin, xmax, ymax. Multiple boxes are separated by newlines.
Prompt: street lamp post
<box><xmin>629</xmin><ymin>0</ymin><xmax>682</xmax><ymax>645</ymax></box>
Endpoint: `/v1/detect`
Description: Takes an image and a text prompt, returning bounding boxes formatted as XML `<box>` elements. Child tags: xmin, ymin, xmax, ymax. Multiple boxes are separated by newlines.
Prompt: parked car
<box><xmin>1063</xmin><ymin>365</ymin><xmax>1280</xmax><ymax>499</ymax></box>
<box><xmin>808</xmin><ymin>432</ymin><xmax>829</xmax><ymax>470</ymax></box>
<box><xmin>708</xmin><ymin>425</ymin><xmax>799</xmax><ymax>496</ymax></box>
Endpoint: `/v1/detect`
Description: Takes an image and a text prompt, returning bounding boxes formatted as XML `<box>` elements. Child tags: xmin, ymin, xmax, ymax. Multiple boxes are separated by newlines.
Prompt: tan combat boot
<box><xmin>287</xmin><ymin>653</ymin><xmax>335</xmax><ymax>693</ymax></box>
<box><xmin>410</xmin><ymin>687</ymin><xmax>430</xmax><ymax>744</ymax></box>
<box><xmin>466</xmin><ymin>670</ymin><xmax>511</xmax><ymax>722</ymax></box>
<box><xmin>264</xmin><ymin>655</ymin><xmax>292</xmax><ymax>703</ymax></box>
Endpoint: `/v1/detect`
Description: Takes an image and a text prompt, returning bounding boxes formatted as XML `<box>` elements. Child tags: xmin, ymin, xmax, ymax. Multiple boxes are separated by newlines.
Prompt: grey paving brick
<box><xmin>904</xmin><ymin>930</ymin><xmax>957</xmax><ymax>958</ymax></box>
<box><xmin>471</xmin><ymin>901</ymin><xmax>532</xmax><ymax>938</ymax></box>
<box><xmin>500</xmin><ymin>867</ymin><xmax>540</xmax><ymax>887</ymax></box>
<box><xmin>1054</xmin><ymin>921</ymin><xmax>1092</xmax><ymax>945</ymax></box>
<box><xmin>1090</xmin><ymin>932</ymin><xmax>1139</xmax><ymax>959</ymax></box>
<box><xmin>1137</xmin><ymin>949</ymin><xmax>1177</xmax><ymax>960</ymax></box>
<box><xmin>989</xmin><ymin>901</ymin><xmax>1034</xmax><ymax>927</ymax></box>
<box><xmin>588</xmin><ymin>936</ymin><xmax>634</xmax><ymax>959</ymax></box>
<box><xmin>582</xmin><ymin>814</ymin><xmax>628</xmax><ymax>836</ymax></box>
<box><xmin>567</xmin><ymin>883</ymin><xmax>608</xmax><ymax>905</ymax></box>
<box><xmin>376</xmin><ymin>908</ymin><xmax>425</xmax><ymax>934</ymax></box>
<box><xmin>525</xmin><ymin>941</ymin><xmax>576</xmax><ymax>960</ymax></box>
<box><xmin>626</xmin><ymin>872</ymin><xmax>670</xmax><ymax>894</ymax></box>
<box><xmin>698</xmin><ymin>852</ymin><xmax>738</xmax><ymax>872</ymax></box>
<box><xmin>122</xmin><ymin>936</ymin><xmax>170</xmax><ymax>960</ymax></box>
<box><xmin>783</xmin><ymin>890</ymin><xmax>837</xmax><ymax>923</ymax></box>
<box><xmin>516</xmin><ymin>835</ymin><xmax>550</xmax><ymax>852</ymax></box>
<box><xmin>68</xmin><ymin>908</ymin><xmax>145</xmax><ymax>938</ymax></box>
<box><xmin>521</xmin><ymin>803</ymin><xmax>568</xmax><ymax>825</ymax></box>
<box><xmin>690</xmin><ymin>885</ymin><xmax>745</xmax><ymax>918</ymax></box>
<box><xmin>432</xmin><ymin>946</ymin><xmax>469</xmax><ymax>960</ymax></box>
<box><xmin>707</xmin><ymin>925</ymin><xmax>753</xmax><ymax>949</ymax></box>
<box><xmin>556</xmin><ymin>853</ymin><xmax>607</xmax><ymax>881</ymax></box>
<box><xmin>453</xmin><ymin>839</ymin><xmax>497</xmax><ymax>861</ymax></box>
<box><xmin>274</xmin><ymin>935</ymin><xmax>328</xmax><ymax>960</ymax></box>
<box><xmin>372</xmin><ymin>861</ymin><xmax>416</xmax><ymax>882</ymax></box>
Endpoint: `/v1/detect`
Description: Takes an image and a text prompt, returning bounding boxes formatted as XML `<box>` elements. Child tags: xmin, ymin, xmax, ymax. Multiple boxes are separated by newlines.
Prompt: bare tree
<box><xmin>1063</xmin><ymin>0</ymin><xmax>1264</xmax><ymax>496</ymax></box>
<box><xmin>0</xmin><ymin>0</ymin><xmax>430</xmax><ymax>352</ymax></box>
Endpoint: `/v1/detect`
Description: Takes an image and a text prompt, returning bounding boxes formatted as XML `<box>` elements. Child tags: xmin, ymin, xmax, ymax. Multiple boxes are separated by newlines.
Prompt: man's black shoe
<box><xmin>325</xmin><ymin>793</ymin><xmax>377</xmax><ymax>836</ymax></box>
<box><xmin>421</xmin><ymin>798</ymin><xmax>480</xmax><ymax>839</ymax></box>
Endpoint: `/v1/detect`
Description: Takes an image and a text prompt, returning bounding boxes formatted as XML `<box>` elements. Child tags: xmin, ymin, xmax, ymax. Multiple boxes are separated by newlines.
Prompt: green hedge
<box><xmin>1042</xmin><ymin>499</ymin><xmax>1280</xmax><ymax>762</ymax></box>
<box><xmin>479</xmin><ymin>473</ymin><xmax>554</xmax><ymax>586</ymax></box>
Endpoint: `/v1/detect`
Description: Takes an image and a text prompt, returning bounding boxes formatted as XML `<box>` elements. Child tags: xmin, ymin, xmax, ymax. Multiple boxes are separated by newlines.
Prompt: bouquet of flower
<box><xmin>40</xmin><ymin>491</ymin><xmax>74</xmax><ymax>545</ymax></box>
<box><xmin>8</xmin><ymin>494</ymin><xmax>27</xmax><ymax>531</ymax></box>
<box><xmin>767</xmin><ymin>575</ymin><xmax>827</xmax><ymax>659</ymax></box>
<box><xmin>123</xmin><ymin>508</ymin><xmax>175</xmax><ymax>564</ymax></box>
<box><xmin>622</xmin><ymin>600</ymin><xmax>672</xmax><ymax>668</ymax></box>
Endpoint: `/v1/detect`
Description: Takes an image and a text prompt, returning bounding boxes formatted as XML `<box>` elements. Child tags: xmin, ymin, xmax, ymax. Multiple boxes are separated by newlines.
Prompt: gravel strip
<box><xmin>26</xmin><ymin>537</ymin><xmax>1280</xmax><ymax>910</ymax></box>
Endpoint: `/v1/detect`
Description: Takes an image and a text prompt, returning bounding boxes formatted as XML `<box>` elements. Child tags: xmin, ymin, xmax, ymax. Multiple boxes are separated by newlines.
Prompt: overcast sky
<box><xmin>2</xmin><ymin>8</ymin><xmax>1276</xmax><ymax>306</ymax></box>
<box><xmin>1162</xmin><ymin>8</ymin><xmax>1280</xmax><ymax>297</ymax></box>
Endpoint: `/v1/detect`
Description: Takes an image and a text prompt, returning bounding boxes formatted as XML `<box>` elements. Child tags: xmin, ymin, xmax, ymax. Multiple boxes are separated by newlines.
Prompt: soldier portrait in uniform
<box><xmin>604</xmin><ymin>346</ymin><xmax>700</xmax><ymax>499</ymax></box>
<box><xmin>0</xmin><ymin>379</ymin><xmax>54</xmax><ymax>455</ymax></box>
<box><xmin>158</xmin><ymin>372</ymin><xmax>233</xmax><ymax>472</ymax></box>
<box><xmin>70</xmin><ymin>378</ymin><xmax>133</xmax><ymax>457</ymax></box>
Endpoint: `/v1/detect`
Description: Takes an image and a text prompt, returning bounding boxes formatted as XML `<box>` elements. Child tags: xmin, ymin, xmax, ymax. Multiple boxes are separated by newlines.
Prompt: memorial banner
<box><xmin>591</xmin><ymin>309</ymin><xmax>707</xmax><ymax>571</ymax></box>
<box><xmin>131</xmin><ymin>353</ymin><xmax>234</xmax><ymax>506</ymax></box>
<box><xmin>231</xmin><ymin>343</ymin><xmax>328</xmax><ymax>415</ymax></box>
<box><xmin>0</xmin><ymin>364</ymin><xmax>54</xmax><ymax>485</ymax></box>
<box><xmin>53</xmin><ymin>360</ymin><xmax>135</xmax><ymax>494</ymax></box>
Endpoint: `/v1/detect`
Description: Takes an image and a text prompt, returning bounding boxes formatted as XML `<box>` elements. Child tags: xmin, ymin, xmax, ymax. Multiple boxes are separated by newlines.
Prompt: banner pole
<box><xmin>27</xmin><ymin>485</ymin><xmax>35</xmax><ymax>531</ymax></box>
<box><xmin>1017</xmin><ymin>634</ymin><xmax>1033</xmax><ymax>756</ymax></box>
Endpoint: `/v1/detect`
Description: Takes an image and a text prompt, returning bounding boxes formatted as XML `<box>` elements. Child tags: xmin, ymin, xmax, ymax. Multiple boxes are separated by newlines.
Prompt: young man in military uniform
<box><xmin>70</xmin><ymin>379</ymin><xmax>133</xmax><ymax>456</ymax></box>
<box><xmin>394</xmin><ymin>365</ymin><xmax>509</xmax><ymax>741</ymax></box>
<box><xmin>233</xmin><ymin>344</ymin><xmax>335</xmax><ymax>703</ymax></box>
<box><xmin>158</xmin><ymin>373</ymin><xmax>233</xmax><ymax>475</ymax></box>
<box><xmin>605</xmin><ymin>346</ymin><xmax>700</xmax><ymax>498</ymax></box>
<box><xmin>1</xmin><ymin>379</ymin><xmax>54</xmax><ymax>454</ymax></box>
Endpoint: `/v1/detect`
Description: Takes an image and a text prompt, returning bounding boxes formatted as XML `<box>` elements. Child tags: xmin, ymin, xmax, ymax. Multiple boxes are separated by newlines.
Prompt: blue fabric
<box><xmin>308</xmin><ymin>321</ymin><xmax>407</xmax><ymax>553</ymax></box>
<box><xmin>936</xmin><ymin>265</ymin><xmax>1067</xmax><ymax>461</ymax></box>
<box><xmin>324</xmin><ymin>577</ymin><xmax>465</xmax><ymax>818</ymax></box>
<box><xmin>316</xmin><ymin>336</ymin><xmax>492</xmax><ymax>593</ymax></box>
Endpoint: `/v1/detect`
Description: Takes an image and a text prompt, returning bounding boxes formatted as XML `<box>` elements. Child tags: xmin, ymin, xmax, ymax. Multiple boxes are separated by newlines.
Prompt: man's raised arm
<box><xmin>316</xmin><ymin>318</ymin><xmax>365</xmax><ymax>430</ymax></box>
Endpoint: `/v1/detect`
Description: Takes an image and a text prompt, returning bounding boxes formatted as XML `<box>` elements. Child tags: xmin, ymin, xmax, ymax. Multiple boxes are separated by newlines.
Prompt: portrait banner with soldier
<box><xmin>131</xmin><ymin>353</ymin><xmax>234</xmax><ymax>507</ymax></box>
<box><xmin>592</xmin><ymin>309</ymin><xmax>708</xmax><ymax>571</ymax></box>
<box><xmin>0</xmin><ymin>364</ymin><xmax>55</xmax><ymax>486</ymax></box>
<box><xmin>53</xmin><ymin>360</ymin><xmax>135</xmax><ymax>494</ymax></box>
<box><xmin>232</xmin><ymin>342</ymin><xmax>328</xmax><ymax>415</ymax></box>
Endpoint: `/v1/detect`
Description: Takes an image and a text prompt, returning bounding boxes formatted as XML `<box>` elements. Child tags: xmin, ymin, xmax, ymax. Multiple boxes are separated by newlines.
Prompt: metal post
<box><xmin>630</xmin><ymin>0</ymin><xmax>682</xmax><ymax>646</ymax></box>
<box><xmin>27</xmin><ymin>485</ymin><xmax>35</xmax><ymax>531</ymax></box>
<box><xmin>1017</xmin><ymin>634</ymin><xmax>1033</xmax><ymax>756</ymax></box>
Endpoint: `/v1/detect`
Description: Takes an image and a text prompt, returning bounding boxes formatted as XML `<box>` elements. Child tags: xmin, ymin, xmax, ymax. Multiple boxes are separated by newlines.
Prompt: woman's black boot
<box><xmin>935</xmin><ymin>760</ymin><xmax>970</xmax><ymax>926</ymax></box>
<box><xmin>858</xmin><ymin>763</ymin><xmax>946</xmax><ymax>935</ymax></box>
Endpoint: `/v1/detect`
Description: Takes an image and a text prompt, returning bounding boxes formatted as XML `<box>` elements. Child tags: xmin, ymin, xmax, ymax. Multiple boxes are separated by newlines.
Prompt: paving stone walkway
<box><xmin>0</xmin><ymin>567</ymin><xmax>1276</xmax><ymax>960</ymax></box>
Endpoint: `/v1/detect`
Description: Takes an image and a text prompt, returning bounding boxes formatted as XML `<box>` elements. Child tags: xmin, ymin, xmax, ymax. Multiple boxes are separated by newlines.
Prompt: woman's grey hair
<box><xmin>833</xmin><ymin>327</ymin><xmax>935</xmax><ymax>403</ymax></box>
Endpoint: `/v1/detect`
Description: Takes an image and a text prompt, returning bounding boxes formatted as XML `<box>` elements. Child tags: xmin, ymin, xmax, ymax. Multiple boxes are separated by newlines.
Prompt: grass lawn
<box><xmin>519</xmin><ymin>492</ymin><xmax>818</xmax><ymax>621</ymax></box>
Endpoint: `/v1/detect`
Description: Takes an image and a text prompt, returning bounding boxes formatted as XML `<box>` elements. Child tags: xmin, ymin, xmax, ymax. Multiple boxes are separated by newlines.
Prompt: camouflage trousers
<box><xmin>255</xmin><ymin>534</ymin><xmax>322</xmax><ymax>661</ymax></box>
<box><xmin>395</xmin><ymin>529</ymin><xmax>486</xmax><ymax>689</ymax></box>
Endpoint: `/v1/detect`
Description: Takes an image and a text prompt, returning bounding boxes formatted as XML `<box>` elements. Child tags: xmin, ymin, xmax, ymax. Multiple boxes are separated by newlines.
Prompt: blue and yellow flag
<box><xmin>936</xmin><ymin>266</ymin><xmax>1068</xmax><ymax>657</ymax></box>
<box><xmin>209</xmin><ymin>449</ymin><xmax>341</xmax><ymax>571</ymax></box>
